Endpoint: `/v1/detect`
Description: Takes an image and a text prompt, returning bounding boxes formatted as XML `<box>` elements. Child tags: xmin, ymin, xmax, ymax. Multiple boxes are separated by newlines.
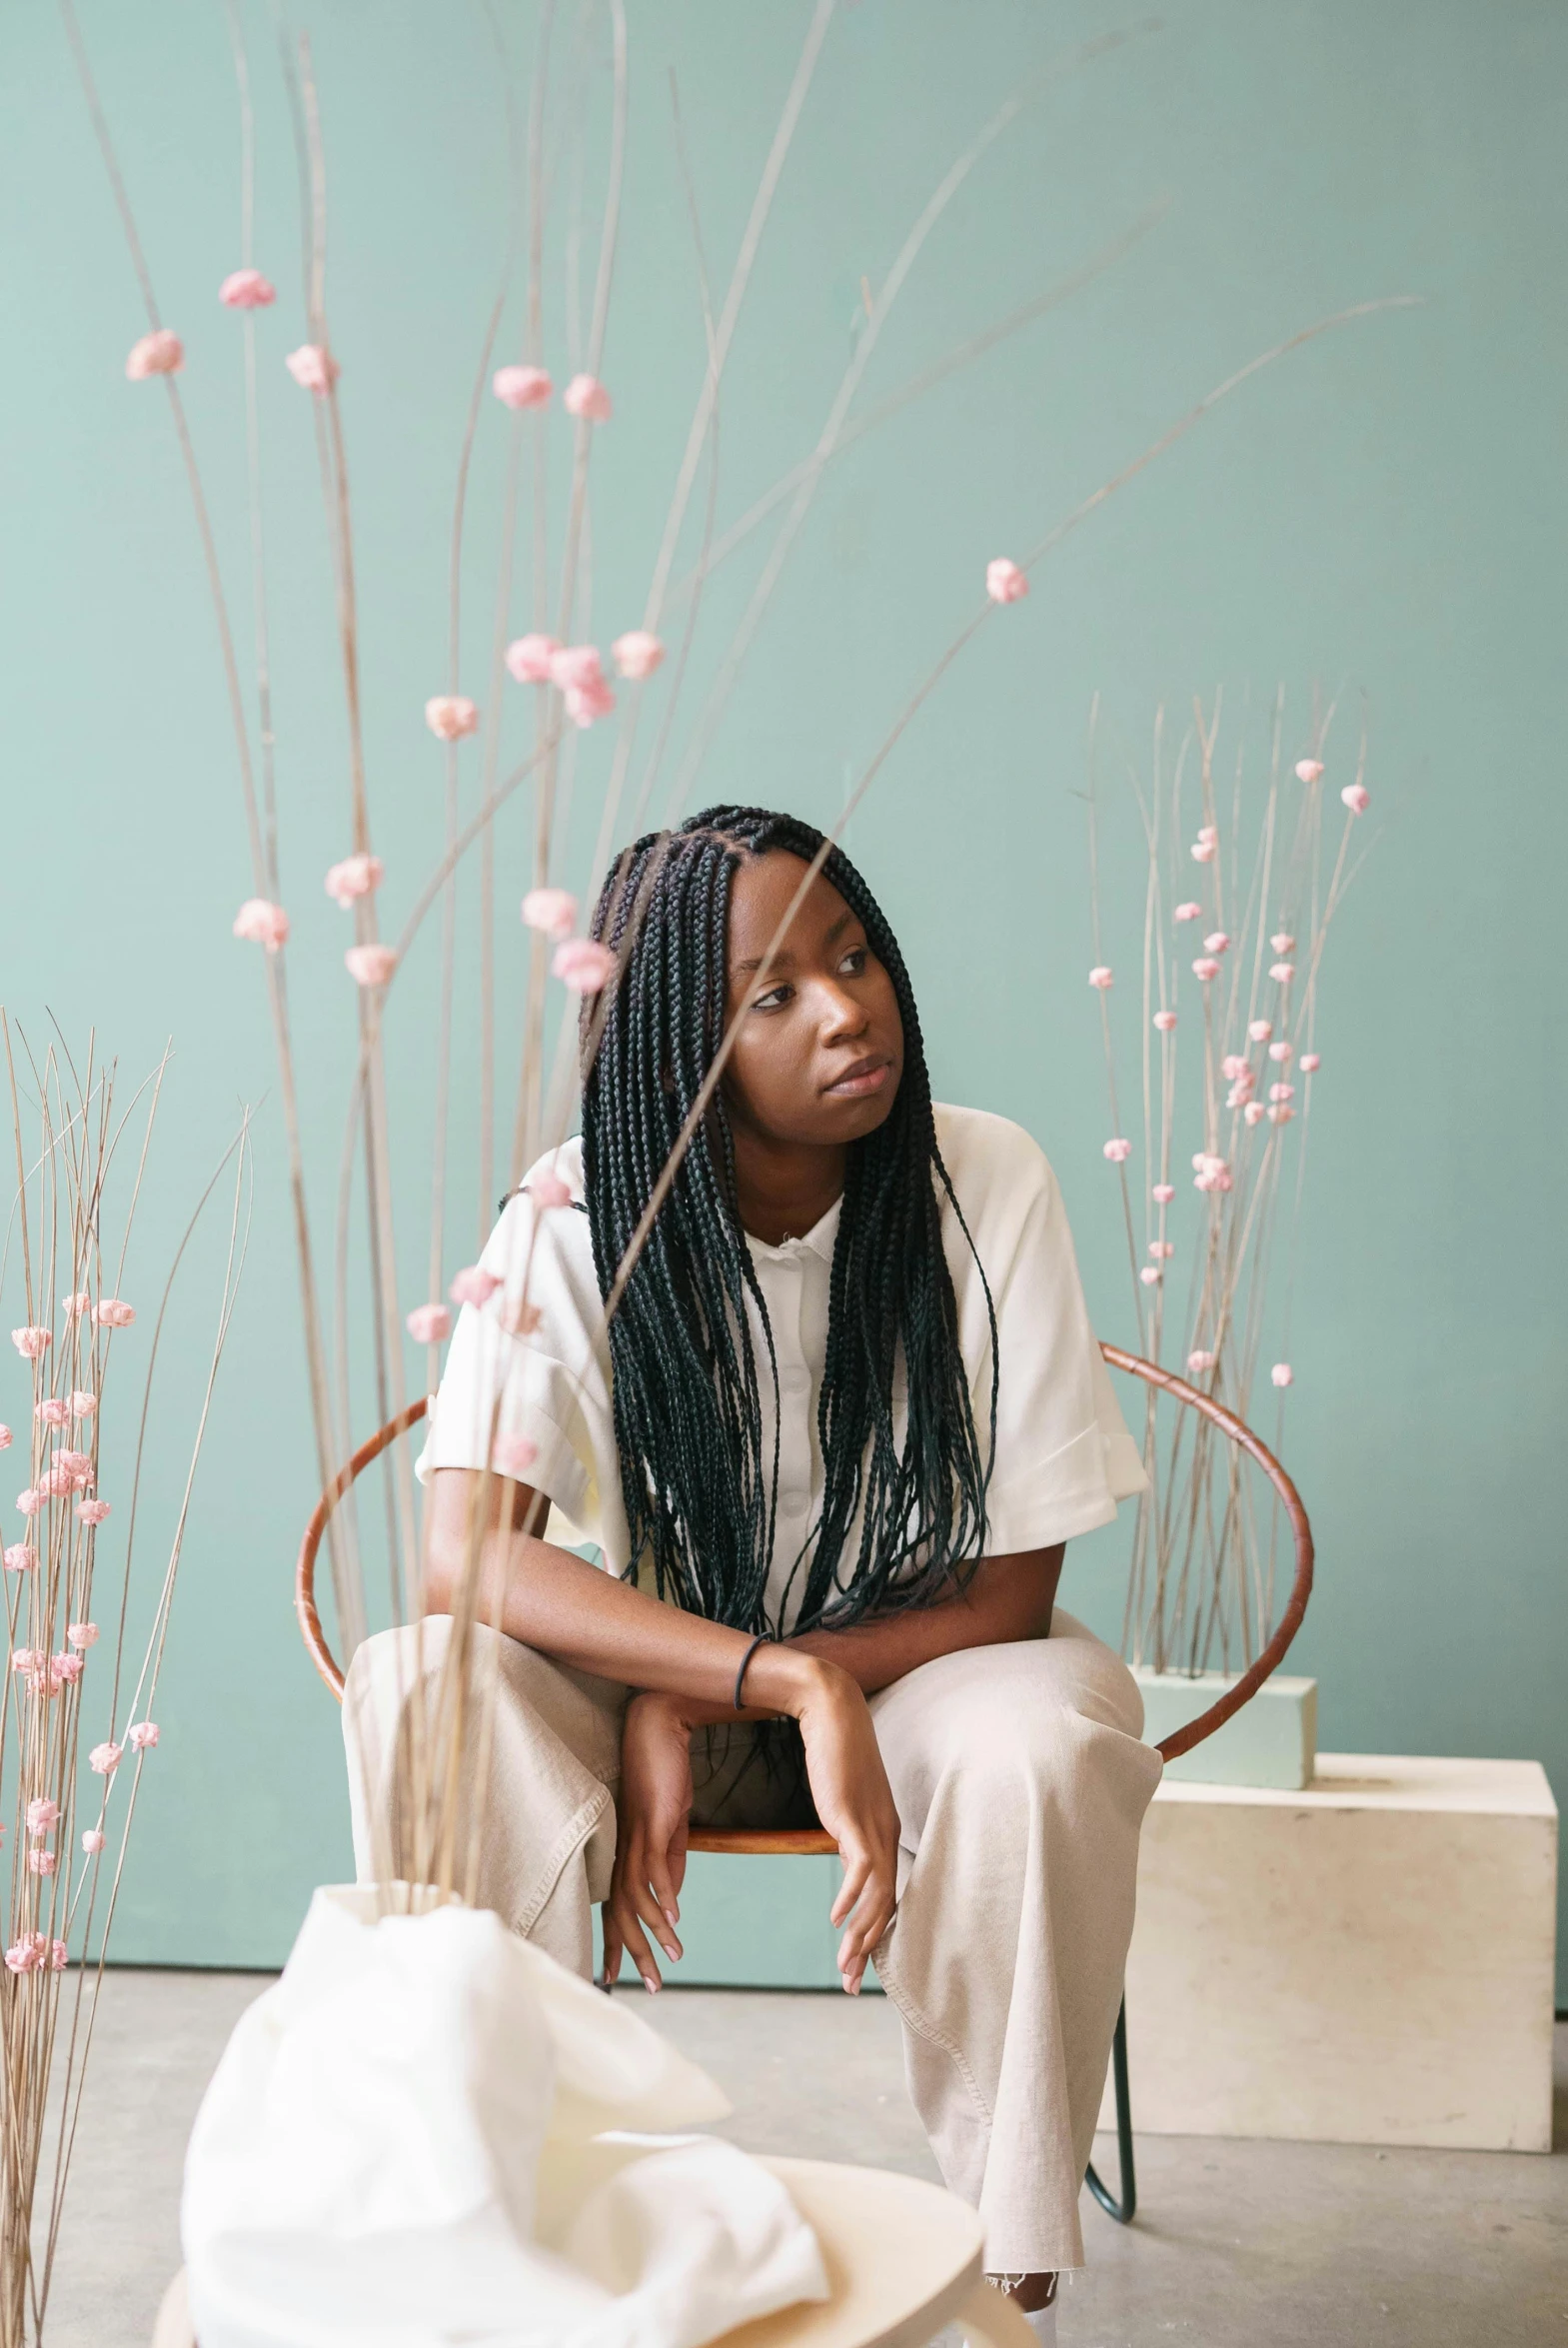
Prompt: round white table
<box><xmin>153</xmin><ymin>2156</ymin><xmax>1033</xmax><ymax>2348</ymax></box>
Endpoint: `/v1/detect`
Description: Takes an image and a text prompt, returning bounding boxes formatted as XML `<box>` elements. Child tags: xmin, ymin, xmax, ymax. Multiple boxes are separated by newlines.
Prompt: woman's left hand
<box><xmin>603</xmin><ymin>1691</ymin><xmax>694</xmax><ymax>1992</ymax></box>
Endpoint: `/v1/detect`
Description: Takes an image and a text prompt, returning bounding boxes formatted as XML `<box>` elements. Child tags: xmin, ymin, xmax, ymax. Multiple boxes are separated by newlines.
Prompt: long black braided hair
<box><xmin>582</xmin><ymin>807</ymin><xmax>997</xmax><ymax>1635</ymax></box>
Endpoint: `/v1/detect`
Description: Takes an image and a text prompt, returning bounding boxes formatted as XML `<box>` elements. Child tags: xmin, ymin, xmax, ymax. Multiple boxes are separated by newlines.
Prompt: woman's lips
<box><xmin>824</xmin><ymin>1057</ymin><xmax>891</xmax><ymax>1098</ymax></box>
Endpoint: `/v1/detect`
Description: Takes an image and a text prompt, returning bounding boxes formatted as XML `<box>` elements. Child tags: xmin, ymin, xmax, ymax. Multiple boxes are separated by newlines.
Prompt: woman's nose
<box><xmin>816</xmin><ymin>980</ymin><xmax>868</xmax><ymax>1041</ymax></box>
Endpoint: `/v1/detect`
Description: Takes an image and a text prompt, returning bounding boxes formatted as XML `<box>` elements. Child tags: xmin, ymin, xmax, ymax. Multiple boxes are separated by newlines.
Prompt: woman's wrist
<box><xmin>743</xmin><ymin>1644</ymin><xmax>837</xmax><ymax>1719</ymax></box>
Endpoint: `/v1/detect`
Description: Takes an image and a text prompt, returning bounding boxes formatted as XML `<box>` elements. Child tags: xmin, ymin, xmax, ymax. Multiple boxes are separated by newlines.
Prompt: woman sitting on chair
<box><xmin>346</xmin><ymin>805</ymin><xmax>1160</xmax><ymax>2337</ymax></box>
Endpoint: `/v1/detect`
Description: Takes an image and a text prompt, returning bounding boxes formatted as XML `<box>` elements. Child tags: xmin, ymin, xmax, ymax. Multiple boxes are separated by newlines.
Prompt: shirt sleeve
<box><xmin>946</xmin><ymin>1116</ymin><xmax>1147</xmax><ymax>1555</ymax></box>
<box><xmin>414</xmin><ymin>1185</ymin><xmax>631</xmax><ymax>1569</ymax></box>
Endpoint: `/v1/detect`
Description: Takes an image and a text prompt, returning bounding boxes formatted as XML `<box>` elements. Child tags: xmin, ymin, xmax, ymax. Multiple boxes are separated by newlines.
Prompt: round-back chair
<box><xmin>295</xmin><ymin>1342</ymin><xmax>1313</xmax><ymax>2226</ymax></box>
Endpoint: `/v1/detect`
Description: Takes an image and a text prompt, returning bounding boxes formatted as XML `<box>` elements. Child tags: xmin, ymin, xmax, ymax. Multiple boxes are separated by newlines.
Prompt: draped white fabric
<box><xmin>182</xmin><ymin>1887</ymin><xmax>827</xmax><ymax>2348</ymax></box>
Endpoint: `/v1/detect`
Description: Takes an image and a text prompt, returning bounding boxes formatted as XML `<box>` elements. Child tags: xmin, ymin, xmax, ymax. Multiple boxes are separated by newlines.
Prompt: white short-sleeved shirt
<box><xmin>417</xmin><ymin>1104</ymin><xmax>1146</xmax><ymax>1629</ymax></box>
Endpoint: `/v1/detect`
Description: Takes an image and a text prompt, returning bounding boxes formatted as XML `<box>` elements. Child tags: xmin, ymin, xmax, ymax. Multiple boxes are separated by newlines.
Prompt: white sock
<box><xmin>1022</xmin><ymin>2306</ymin><xmax>1056</xmax><ymax>2344</ymax></box>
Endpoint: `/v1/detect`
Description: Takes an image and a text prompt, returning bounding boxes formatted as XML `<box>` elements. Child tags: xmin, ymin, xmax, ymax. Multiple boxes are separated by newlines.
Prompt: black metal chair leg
<box><xmin>1084</xmin><ymin>1999</ymin><xmax>1136</xmax><ymax>2224</ymax></box>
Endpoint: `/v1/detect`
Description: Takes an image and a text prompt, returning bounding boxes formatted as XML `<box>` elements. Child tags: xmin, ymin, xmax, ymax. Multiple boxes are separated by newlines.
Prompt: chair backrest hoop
<box><xmin>296</xmin><ymin>1350</ymin><xmax>1313</xmax><ymax>1762</ymax></box>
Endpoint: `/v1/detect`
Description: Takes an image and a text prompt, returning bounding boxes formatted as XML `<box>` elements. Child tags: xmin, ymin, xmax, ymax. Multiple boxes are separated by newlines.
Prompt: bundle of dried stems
<box><xmin>1085</xmin><ymin>693</ymin><xmax>1373</xmax><ymax>1676</ymax></box>
<box><xmin>60</xmin><ymin>0</ymin><xmax>1412</xmax><ymax>1910</ymax></box>
<box><xmin>0</xmin><ymin>1023</ymin><xmax>249</xmax><ymax>2346</ymax></box>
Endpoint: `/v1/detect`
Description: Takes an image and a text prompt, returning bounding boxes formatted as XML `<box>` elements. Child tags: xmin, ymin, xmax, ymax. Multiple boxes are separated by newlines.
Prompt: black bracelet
<box><xmin>734</xmin><ymin>1632</ymin><xmax>773</xmax><ymax>1712</ymax></box>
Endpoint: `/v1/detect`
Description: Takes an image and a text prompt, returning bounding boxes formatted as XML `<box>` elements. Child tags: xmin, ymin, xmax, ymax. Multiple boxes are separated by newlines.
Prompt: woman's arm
<box><xmin>787</xmin><ymin>1543</ymin><xmax>1065</xmax><ymax>1694</ymax></box>
<box><xmin>423</xmin><ymin>1464</ymin><xmax>816</xmax><ymax>1715</ymax></box>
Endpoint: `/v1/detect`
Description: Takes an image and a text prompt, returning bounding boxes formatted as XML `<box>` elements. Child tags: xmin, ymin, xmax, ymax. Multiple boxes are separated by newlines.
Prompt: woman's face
<box><xmin>721</xmin><ymin>850</ymin><xmax>904</xmax><ymax>1149</ymax></box>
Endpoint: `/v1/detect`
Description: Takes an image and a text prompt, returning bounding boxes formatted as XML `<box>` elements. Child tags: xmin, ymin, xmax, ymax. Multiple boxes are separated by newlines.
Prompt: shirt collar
<box><xmin>747</xmin><ymin>1192</ymin><xmax>841</xmax><ymax>1267</ymax></box>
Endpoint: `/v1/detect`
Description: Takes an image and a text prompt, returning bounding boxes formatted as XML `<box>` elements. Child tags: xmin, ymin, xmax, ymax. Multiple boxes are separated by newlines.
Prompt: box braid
<box><xmin>582</xmin><ymin>806</ymin><xmax>997</xmax><ymax>1635</ymax></box>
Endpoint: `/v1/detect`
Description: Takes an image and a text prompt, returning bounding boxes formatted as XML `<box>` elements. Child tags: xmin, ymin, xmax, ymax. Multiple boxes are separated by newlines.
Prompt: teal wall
<box><xmin>3</xmin><ymin>3</ymin><xmax>1563</xmax><ymax>1991</ymax></box>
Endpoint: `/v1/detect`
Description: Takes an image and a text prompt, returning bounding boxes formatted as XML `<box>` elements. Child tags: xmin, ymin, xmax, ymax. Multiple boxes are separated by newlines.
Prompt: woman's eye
<box><xmin>839</xmin><ymin>947</ymin><xmax>867</xmax><ymax>976</ymax></box>
<box><xmin>754</xmin><ymin>984</ymin><xmax>791</xmax><ymax>1013</ymax></box>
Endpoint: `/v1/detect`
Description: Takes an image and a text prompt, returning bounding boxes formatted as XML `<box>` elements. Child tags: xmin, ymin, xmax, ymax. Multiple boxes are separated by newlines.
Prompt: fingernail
<box><xmin>643</xmin><ymin>1975</ymin><xmax>660</xmax><ymax>1995</ymax></box>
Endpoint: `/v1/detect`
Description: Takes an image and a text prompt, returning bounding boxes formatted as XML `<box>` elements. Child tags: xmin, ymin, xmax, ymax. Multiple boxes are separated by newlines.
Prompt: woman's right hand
<box><xmin>790</xmin><ymin>1659</ymin><xmax>900</xmax><ymax>1994</ymax></box>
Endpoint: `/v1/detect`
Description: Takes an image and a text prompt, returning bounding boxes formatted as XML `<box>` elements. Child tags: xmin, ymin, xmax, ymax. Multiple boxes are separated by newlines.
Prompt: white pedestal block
<box><xmin>1101</xmin><ymin>1753</ymin><xmax>1558</xmax><ymax>2150</ymax></box>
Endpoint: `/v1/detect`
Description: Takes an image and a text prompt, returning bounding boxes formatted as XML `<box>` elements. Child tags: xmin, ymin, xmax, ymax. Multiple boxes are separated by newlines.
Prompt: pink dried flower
<box><xmin>1268</xmin><ymin>1042</ymin><xmax>1294</xmax><ymax>1066</ymax></box>
<box><xmin>5</xmin><ymin>1936</ymin><xmax>44</xmax><ymax>1974</ymax></box>
<box><xmin>324</xmin><ymin>854</ymin><xmax>384</xmax><ymax>909</ymax></box>
<box><xmin>55</xmin><ymin>1449</ymin><xmax>94</xmax><ymax>1486</ymax></box>
<box><xmin>1186</xmin><ymin>1349</ymin><xmax>1216</xmax><ymax>1374</ymax></box>
<box><xmin>3</xmin><ymin>1547</ymin><xmax>36</xmax><ymax>1574</ymax></box>
<box><xmin>1139</xmin><ymin>1265</ymin><xmax>1161</xmax><ymax>1286</ymax></box>
<box><xmin>88</xmin><ymin>1742</ymin><xmax>121</xmax><ymax>1775</ymax></box>
<box><xmin>1197</xmin><ymin>825</ymin><xmax>1218</xmax><ymax>847</ymax></box>
<box><xmin>1244</xmin><ymin>1101</ymin><xmax>1266</xmax><ymax>1126</ymax></box>
<box><xmin>492</xmin><ymin>1432</ymin><xmax>540</xmax><ymax>1480</ymax></box>
<box><xmin>1087</xmin><ymin>966</ymin><xmax>1113</xmax><ymax>990</ymax></box>
<box><xmin>1152</xmin><ymin>1011</ymin><xmax>1177</xmax><ymax>1033</ymax></box>
<box><xmin>127</xmin><ymin>1720</ymin><xmax>158</xmax><ymax>1750</ymax></box>
<box><xmin>521</xmin><ymin>888</ymin><xmax>578</xmax><ymax>939</ymax></box>
<box><xmin>1191</xmin><ymin>957</ymin><xmax>1221</xmax><ymax>983</ymax></box>
<box><xmin>36</xmin><ymin>1398</ymin><xmax>69</xmax><ymax>1427</ymax></box>
<box><xmin>12</xmin><ymin>1328</ymin><xmax>51</xmax><ymax>1360</ymax></box>
<box><xmin>1225</xmin><ymin>1081</ymin><xmax>1254</xmax><ymax>1111</ymax></box>
<box><xmin>563</xmin><ymin>373</ymin><xmax>613</xmax><ymax>421</ymax></box>
<box><xmin>27</xmin><ymin>1851</ymin><xmax>54</xmax><ymax>1877</ymax></box>
<box><xmin>1203</xmin><ymin>932</ymin><xmax>1230</xmax><ymax>955</ymax></box>
<box><xmin>285</xmin><ymin>343</ymin><xmax>339</xmax><ymax>393</ymax></box>
<box><xmin>50</xmin><ymin>1940</ymin><xmax>66</xmax><ymax>1971</ymax></box>
<box><xmin>405</xmin><ymin>1302</ymin><xmax>452</xmax><ymax>1346</ymax></box>
<box><xmin>95</xmin><ymin>1298</ymin><xmax>135</xmax><ymax>1330</ymax></box>
<box><xmin>1248</xmin><ymin>1020</ymin><xmax>1273</xmax><ymax>1044</ymax></box>
<box><xmin>1294</xmin><ymin>759</ymin><xmax>1324</xmax><ymax>784</ymax></box>
<box><xmin>985</xmin><ymin>557</ymin><xmax>1028</xmax><ymax>604</ymax></box>
<box><xmin>549</xmin><ymin>645</ymin><xmax>616</xmax><ymax>728</ymax></box>
<box><xmin>10</xmin><ymin>1651</ymin><xmax>41</xmax><ymax>1674</ymax></box>
<box><xmin>492</xmin><ymin>364</ymin><xmax>552</xmax><ymax>410</ymax></box>
<box><xmin>612</xmin><ymin>631</ymin><xmax>666</xmax><ymax>681</ymax></box>
<box><xmin>425</xmin><ymin>695</ymin><xmax>479</xmax><ymax>743</ymax></box>
<box><xmin>1151</xmin><ymin>1183</ymin><xmax>1175</xmax><ymax>1203</ymax></box>
<box><xmin>505</xmin><ymin>634</ymin><xmax>562</xmax><ymax>685</ymax></box>
<box><xmin>70</xmin><ymin>1390</ymin><xmax>96</xmax><ymax>1418</ymax></box>
<box><xmin>1102</xmin><ymin>1138</ymin><xmax>1132</xmax><ymax>1165</ymax></box>
<box><xmin>1269</xmin><ymin>962</ymin><xmax>1295</xmax><ymax>985</ymax></box>
<box><xmin>38</xmin><ymin>1464</ymin><xmax>74</xmax><ymax>1498</ymax></box>
<box><xmin>75</xmin><ymin>1499</ymin><xmax>110</xmax><ymax>1526</ymax></box>
<box><xmin>0</xmin><ymin>1428</ymin><xmax>8</xmax><ymax>1451</ymax></box>
<box><xmin>27</xmin><ymin>1799</ymin><xmax>59</xmax><ymax>1836</ymax></box>
<box><xmin>1221</xmin><ymin>1055</ymin><xmax>1249</xmax><ymax>1081</ymax></box>
<box><xmin>1189</xmin><ymin>840</ymin><xmax>1215</xmax><ymax>864</ymax></box>
<box><xmin>553</xmin><ymin>939</ymin><xmax>617</xmax><ymax>994</ymax></box>
<box><xmin>1267</xmin><ymin>1104</ymin><xmax>1295</xmax><ymax>1126</ymax></box>
<box><xmin>15</xmin><ymin>1492</ymin><xmax>41</xmax><ymax>1518</ymax></box>
<box><xmin>1148</xmin><ymin>1241</ymin><xmax>1174</xmax><ymax>1260</ymax></box>
<box><xmin>449</xmin><ymin>1266</ymin><xmax>501</xmax><ymax>1309</ymax></box>
<box><xmin>64</xmin><ymin>1294</ymin><xmax>91</xmax><ymax>1319</ymax></box>
<box><xmin>1299</xmin><ymin>1052</ymin><xmax>1321</xmax><ymax>1074</ymax></box>
<box><xmin>1174</xmin><ymin>903</ymin><xmax>1202</xmax><ymax>923</ymax></box>
<box><xmin>82</xmin><ymin>1829</ymin><xmax>106</xmax><ymax>1855</ymax></box>
<box><xmin>1341</xmin><ymin>783</ymin><xmax>1370</xmax><ymax>815</ymax></box>
<box><xmin>1192</xmin><ymin>1153</ymin><xmax>1232</xmax><ymax>1193</ymax></box>
<box><xmin>530</xmin><ymin>1172</ymin><xmax>573</xmax><ymax>1210</ymax></box>
<box><xmin>232</xmin><ymin>897</ymin><xmax>291</xmax><ymax>949</ymax></box>
<box><xmin>126</xmin><ymin>329</ymin><xmax>183</xmax><ymax>380</ymax></box>
<box><xmin>67</xmin><ymin>1622</ymin><xmax>98</xmax><ymax>1650</ymax></box>
<box><xmin>1271</xmin><ymin>1362</ymin><xmax>1294</xmax><ymax>1387</ymax></box>
<box><xmin>1269</xmin><ymin>1083</ymin><xmax>1296</xmax><ymax>1103</ymax></box>
<box><xmin>1270</xmin><ymin>932</ymin><xmax>1296</xmax><ymax>954</ymax></box>
<box><xmin>346</xmin><ymin>944</ymin><xmax>398</xmax><ymax>988</ymax></box>
<box><xmin>219</xmin><ymin>268</ymin><xmax>276</xmax><ymax>309</ymax></box>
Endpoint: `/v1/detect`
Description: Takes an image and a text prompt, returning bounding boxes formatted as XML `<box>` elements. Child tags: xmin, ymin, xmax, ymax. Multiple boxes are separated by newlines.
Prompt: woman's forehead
<box><xmin>728</xmin><ymin>851</ymin><xmax>851</xmax><ymax>960</ymax></box>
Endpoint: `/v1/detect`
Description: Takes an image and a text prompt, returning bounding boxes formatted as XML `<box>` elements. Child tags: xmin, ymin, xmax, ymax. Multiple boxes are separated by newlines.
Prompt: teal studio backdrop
<box><xmin>2</xmin><ymin>2</ymin><xmax>1563</xmax><ymax>1991</ymax></box>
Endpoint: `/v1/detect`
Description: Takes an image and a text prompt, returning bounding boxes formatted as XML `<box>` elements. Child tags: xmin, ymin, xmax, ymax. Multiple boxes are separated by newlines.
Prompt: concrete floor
<box><xmin>39</xmin><ymin>1969</ymin><xmax>1568</xmax><ymax>2348</ymax></box>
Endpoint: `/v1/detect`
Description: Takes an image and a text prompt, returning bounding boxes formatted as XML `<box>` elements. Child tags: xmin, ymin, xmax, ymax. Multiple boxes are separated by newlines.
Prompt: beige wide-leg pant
<box><xmin>343</xmin><ymin>1609</ymin><xmax>1161</xmax><ymax>2273</ymax></box>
